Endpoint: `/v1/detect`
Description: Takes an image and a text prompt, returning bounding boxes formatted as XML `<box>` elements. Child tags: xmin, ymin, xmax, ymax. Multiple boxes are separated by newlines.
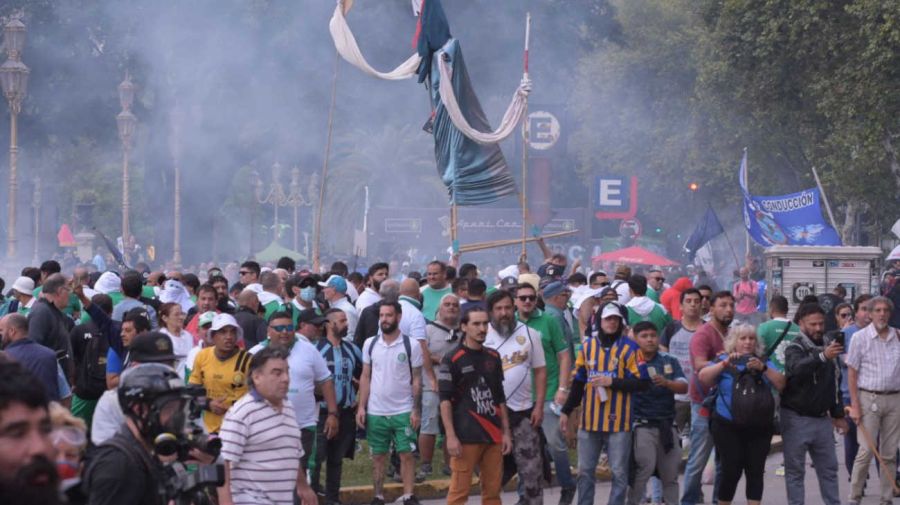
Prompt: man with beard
<box><xmin>681</xmin><ymin>291</ymin><xmax>734</xmax><ymax>505</ymax></box>
<box><xmin>484</xmin><ymin>290</ymin><xmax>547</xmax><ymax>505</ymax></box>
<box><xmin>357</xmin><ymin>262</ymin><xmax>389</xmax><ymax>314</ymax></box>
<box><xmin>780</xmin><ymin>302</ymin><xmax>847</xmax><ymax>505</ymax></box>
<box><xmin>357</xmin><ymin>301</ymin><xmax>424</xmax><ymax>505</ymax></box>
<box><xmin>419</xmin><ymin>293</ymin><xmax>462</xmax><ymax>480</ymax></box>
<box><xmin>560</xmin><ymin>302</ymin><xmax>646</xmax><ymax>505</ymax></box>
<box><xmin>312</xmin><ymin>308</ymin><xmax>363</xmax><ymax>504</ymax></box>
<box><xmin>441</xmin><ymin>307</ymin><xmax>512</xmax><ymax>505</ymax></box>
<box><xmin>84</xmin><ymin>363</ymin><xmax>190</xmax><ymax>505</ymax></box>
<box><xmin>0</xmin><ymin>359</ymin><xmax>60</xmax><ymax>505</ymax></box>
<box><xmin>846</xmin><ymin>297</ymin><xmax>900</xmax><ymax>505</ymax></box>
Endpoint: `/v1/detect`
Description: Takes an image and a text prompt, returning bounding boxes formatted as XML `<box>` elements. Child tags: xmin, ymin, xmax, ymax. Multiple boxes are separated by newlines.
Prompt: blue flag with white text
<box><xmin>738</xmin><ymin>152</ymin><xmax>841</xmax><ymax>246</ymax></box>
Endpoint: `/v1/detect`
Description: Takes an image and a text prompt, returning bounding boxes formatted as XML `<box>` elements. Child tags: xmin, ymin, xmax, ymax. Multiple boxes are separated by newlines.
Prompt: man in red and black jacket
<box><xmin>439</xmin><ymin>306</ymin><xmax>512</xmax><ymax>505</ymax></box>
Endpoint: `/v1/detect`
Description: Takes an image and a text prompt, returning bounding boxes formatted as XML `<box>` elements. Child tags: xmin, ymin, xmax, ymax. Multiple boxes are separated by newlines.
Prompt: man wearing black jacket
<box><xmin>69</xmin><ymin>293</ymin><xmax>113</xmax><ymax>426</ymax></box>
<box><xmin>781</xmin><ymin>302</ymin><xmax>848</xmax><ymax>505</ymax></box>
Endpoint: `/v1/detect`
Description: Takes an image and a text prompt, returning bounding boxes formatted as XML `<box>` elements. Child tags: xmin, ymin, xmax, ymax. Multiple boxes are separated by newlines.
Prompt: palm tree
<box><xmin>321</xmin><ymin>123</ymin><xmax>446</xmax><ymax>252</ymax></box>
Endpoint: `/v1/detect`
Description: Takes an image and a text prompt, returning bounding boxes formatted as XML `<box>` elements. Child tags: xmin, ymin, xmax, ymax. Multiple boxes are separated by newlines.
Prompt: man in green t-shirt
<box><xmin>421</xmin><ymin>260</ymin><xmax>452</xmax><ymax>321</ymax></box>
<box><xmin>515</xmin><ymin>282</ymin><xmax>575</xmax><ymax>502</ymax></box>
<box><xmin>756</xmin><ymin>295</ymin><xmax>801</xmax><ymax>371</ymax></box>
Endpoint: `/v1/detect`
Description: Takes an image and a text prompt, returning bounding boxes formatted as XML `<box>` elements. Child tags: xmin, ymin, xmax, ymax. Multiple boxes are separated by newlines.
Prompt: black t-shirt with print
<box><xmin>438</xmin><ymin>342</ymin><xmax>506</xmax><ymax>444</ymax></box>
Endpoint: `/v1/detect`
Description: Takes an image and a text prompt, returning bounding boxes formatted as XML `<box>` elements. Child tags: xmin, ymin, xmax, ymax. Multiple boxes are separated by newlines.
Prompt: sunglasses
<box><xmin>838</xmin><ymin>312</ymin><xmax>852</xmax><ymax>319</ymax></box>
<box><xmin>517</xmin><ymin>295</ymin><xmax>537</xmax><ymax>302</ymax></box>
<box><xmin>270</xmin><ymin>324</ymin><xmax>294</xmax><ymax>332</ymax></box>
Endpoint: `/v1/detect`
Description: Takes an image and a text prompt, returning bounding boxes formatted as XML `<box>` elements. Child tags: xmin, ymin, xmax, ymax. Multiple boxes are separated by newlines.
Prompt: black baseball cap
<box><xmin>126</xmin><ymin>331</ymin><xmax>178</xmax><ymax>365</ymax></box>
<box><xmin>296</xmin><ymin>309</ymin><xmax>326</xmax><ymax>326</ymax></box>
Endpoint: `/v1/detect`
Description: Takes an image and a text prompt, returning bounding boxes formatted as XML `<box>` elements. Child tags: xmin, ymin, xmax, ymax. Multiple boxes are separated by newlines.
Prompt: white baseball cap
<box><xmin>600</xmin><ymin>302</ymin><xmax>625</xmax><ymax>320</ymax></box>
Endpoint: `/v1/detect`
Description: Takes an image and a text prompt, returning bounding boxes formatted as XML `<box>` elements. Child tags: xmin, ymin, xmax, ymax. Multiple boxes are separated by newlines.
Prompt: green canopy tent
<box><xmin>254</xmin><ymin>240</ymin><xmax>306</xmax><ymax>263</ymax></box>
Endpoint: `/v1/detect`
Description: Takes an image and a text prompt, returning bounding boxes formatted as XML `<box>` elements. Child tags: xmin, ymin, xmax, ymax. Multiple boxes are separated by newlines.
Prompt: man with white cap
<box><xmin>9</xmin><ymin>276</ymin><xmax>36</xmax><ymax>315</ymax></box>
<box><xmin>188</xmin><ymin>313</ymin><xmax>251</xmax><ymax>433</ymax></box>
<box><xmin>560</xmin><ymin>301</ymin><xmax>646</xmax><ymax>505</ymax></box>
<box><xmin>321</xmin><ymin>274</ymin><xmax>358</xmax><ymax>340</ymax></box>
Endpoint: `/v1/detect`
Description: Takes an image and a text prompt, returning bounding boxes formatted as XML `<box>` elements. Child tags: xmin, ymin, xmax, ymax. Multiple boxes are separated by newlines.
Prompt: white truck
<box><xmin>764</xmin><ymin>245</ymin><xmax>883</xmax><ymax>315</ymax></box>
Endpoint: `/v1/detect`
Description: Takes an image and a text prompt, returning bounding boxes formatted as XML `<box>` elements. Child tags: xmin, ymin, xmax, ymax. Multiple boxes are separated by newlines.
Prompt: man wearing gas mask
<box><xmin>84</xmin><ymin>361</ymin><xmax>217</xmax><ymax>505</ymax></box>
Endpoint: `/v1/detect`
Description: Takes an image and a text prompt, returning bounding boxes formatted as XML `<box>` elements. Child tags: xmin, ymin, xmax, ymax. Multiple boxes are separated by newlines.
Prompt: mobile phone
<box><xmin>825</xmin><ymin>329</ymin><xmax>845</xmax><ymax>347</ymax></box>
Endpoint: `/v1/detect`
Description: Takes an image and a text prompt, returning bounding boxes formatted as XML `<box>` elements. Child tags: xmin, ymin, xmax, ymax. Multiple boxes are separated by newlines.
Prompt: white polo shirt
<box><xmin>362</xmin><ymin>333</ymin><xmax>424</xmax><ymax>416</ymax></box>
<box><xmin>485</xmin><ymin>322</ymin><xmax>546</xmax><ymax>413</ymax></box>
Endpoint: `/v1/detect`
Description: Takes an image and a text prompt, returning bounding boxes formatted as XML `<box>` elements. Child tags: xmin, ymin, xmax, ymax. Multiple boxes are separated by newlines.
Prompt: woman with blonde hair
<box><xmin>699</xmin><ymin>323</ymin><xmax>785</xmax><ymax>505</ymax></box>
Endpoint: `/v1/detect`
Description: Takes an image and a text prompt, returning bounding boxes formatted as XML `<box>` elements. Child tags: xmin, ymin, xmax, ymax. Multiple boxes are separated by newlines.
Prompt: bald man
<box><xmin>399</xmin><ymin>278</ymin><xmax>437</xmax><ymax>394</ymax></box>
<box><xmin>233</xmin><ymin>289</ymin><xmax>266</xmax><ymax>348</ymax></box>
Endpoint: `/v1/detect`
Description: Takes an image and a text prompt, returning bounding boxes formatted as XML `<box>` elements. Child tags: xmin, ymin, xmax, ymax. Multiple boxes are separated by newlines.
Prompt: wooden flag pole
<box><xmin>313</xmin><ymin>47</ymin><xmax>340</xmax><ymax>273</ymax></box>
<box><xmin>460</xmin><ymin>229</ymin><xmax>578</xmax><ymax>254</ymax></box>
<box><xmin>520</xmin><ymin>12</ymin><xmax>532</xmax><ymax>260</ymax></box>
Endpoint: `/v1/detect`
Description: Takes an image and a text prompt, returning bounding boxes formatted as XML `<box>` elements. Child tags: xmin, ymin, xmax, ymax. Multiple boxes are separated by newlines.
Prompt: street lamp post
<box><xmin>255</xmin><ymin>162</ymin><xmax>316</xmax><ymax>249</ymax></box>
<box><xmin>116</xmin><ymin>73</ymin><xmax>137</xmax><ymax>248</ymax></box>
<box><xmin>0</xmin><ymin>15</ymin><xmax>29</xmax><ymax>260</ymax></box>
<box><xmin>169</xmin><ymin>106</ymin><xmax>183</xmax><ymax>265</ymax></box>
<box><xmin>31</xmin><ymin>176</ymin><xmax>39</xmax><ymax>264</ymax></box>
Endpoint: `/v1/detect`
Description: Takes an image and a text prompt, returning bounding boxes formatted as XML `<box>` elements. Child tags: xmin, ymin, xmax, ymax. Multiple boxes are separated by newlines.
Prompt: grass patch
<box><xmin>313</xmin><ymin>441</ymin><xmax>451</xmax><ymax>488</ymax></box>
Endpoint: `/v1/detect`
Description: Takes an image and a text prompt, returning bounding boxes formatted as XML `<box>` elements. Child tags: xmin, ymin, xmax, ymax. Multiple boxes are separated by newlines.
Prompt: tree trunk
<box><xmin>884</xmin><ymin>131</ymin><xmax>900</xmax><ymax>190</ymax></box>
<box><xmin>841</xmin><ymin>201</ymin><xmax>859</xmax><ymax>246</ymax></box>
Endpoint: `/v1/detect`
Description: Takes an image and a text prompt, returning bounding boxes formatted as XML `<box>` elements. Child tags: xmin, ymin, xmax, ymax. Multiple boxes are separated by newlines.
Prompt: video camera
<box><xmin>156</xmin><ymin>386</ymin><xmax>225</xmax><ymax>505</ymax></box>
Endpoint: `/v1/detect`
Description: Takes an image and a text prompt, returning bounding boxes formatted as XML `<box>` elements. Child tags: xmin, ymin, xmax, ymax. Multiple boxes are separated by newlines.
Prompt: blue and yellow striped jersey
<box><xmin>572</xmin><ymin>335</ymin><xmax>641</xmax><ymax>432</ymax></box>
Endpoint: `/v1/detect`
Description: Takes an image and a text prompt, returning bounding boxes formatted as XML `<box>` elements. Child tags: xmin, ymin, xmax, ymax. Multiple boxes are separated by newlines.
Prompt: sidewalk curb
<box><xmin>338</xmin><ymin>436</ymin><xmax>784</xmax><ymax>503</ymax></box>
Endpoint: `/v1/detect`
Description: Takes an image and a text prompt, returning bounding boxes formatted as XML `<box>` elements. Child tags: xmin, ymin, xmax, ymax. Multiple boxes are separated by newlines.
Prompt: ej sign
<box><xmin>594</xmin><ymin>176</ymin><xmax>638</xmax><ymax>219</ymax></box>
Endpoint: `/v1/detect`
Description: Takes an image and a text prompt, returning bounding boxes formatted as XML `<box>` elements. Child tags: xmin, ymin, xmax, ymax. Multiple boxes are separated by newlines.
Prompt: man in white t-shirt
<box><xmin>357</xmin><ymin>301</ymin><xmax>424</xmax><ymax>505</ymax></box>
<box><xmin>249</xmin><ymin>310</ymin><xmax>338</xmax><ymax>470</ymax></box>
<box><xmin>484</xmin><ymin>290</ymin><xmax>547</xmax><ymax>505</ymax></box>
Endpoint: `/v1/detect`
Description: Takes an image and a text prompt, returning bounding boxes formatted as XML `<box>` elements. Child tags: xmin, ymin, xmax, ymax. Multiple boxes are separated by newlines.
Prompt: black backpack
<box><xmin>723</xmin><ymin>366</ymin><xmax>775</xmax><ymax>428</ymax></box>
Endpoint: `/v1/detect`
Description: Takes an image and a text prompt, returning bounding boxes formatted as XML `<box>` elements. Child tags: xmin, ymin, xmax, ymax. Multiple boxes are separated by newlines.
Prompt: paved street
<box><xmin>423</xmin><ymin>439</ymin><xmax>895</xmax><ymax>504</ymax></box>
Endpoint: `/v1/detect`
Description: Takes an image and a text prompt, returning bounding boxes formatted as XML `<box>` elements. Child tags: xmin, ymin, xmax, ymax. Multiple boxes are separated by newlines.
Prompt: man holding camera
<box><xmin>780</xmin><ymin>303</ymin><xmax>847</xmax><ymax>505</ymax></box>
<box><xmin>83</xmin><ymin>361</ymin><xmax>187</xmax><ymax>505</ymax></box>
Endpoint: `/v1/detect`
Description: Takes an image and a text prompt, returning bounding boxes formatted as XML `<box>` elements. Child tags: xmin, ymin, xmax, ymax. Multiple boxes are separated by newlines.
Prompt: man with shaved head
<box><xmin>1</xmin><ymin>314</ymin><xmax>61</xmax><ymax>401</ymax></box>
<box><xmin>399</xmin><ymin>278</ymin><xmax>437</xmax><ymax>402</ymax></box>
<box><xmin>233</xmin><ymin>288</ymin><xmax>266</xmax><ymax>349</ymax></box>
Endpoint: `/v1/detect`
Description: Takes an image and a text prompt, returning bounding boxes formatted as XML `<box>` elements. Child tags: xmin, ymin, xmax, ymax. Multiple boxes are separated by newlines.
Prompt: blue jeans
<box><xmin>680</xmin><ymin>403</ymin><xmax>719</xmax><ymax>505</ymax></box>
<box><xmin>576</xmin><ymin>429</ymin><xmax>631</xmax><ymax>505</ymax></box>
<box><xmin>543</xmin><ymin>401</ymin><xmax>576</xmax><ymax>490</ymax></box>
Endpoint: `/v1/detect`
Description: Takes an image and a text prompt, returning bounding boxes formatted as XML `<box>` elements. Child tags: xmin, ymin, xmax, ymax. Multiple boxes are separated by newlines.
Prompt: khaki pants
<box><xmin>447</xmin><ymin>443</ymin><xmax>503</xmax><ymax>505</ymax></box>
<box><xmin>850</xmin><ymin>390</ymin><xmax>900</xmax><ymax>504</ymax></box>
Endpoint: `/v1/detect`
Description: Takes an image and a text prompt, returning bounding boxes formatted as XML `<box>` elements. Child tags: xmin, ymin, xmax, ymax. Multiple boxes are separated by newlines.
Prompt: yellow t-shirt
<box><xmin>188</xmin><ymin>347</ymin><xmax>251</xmax><ymax>433</ymax></box>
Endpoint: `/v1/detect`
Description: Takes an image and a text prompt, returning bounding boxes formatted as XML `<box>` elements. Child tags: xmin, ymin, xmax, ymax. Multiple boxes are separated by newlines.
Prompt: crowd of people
<box><xmin>0</xmin><ymin>250</ymin><xmax>899</xmax><ymax>505</ymax></box>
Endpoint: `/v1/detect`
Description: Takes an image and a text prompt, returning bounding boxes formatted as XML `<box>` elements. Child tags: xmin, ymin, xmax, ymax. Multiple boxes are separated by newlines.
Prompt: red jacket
<box><xmin>660</xmin><ymin>277</ymin><xmax>693</xmax><ymax>321</ymax></box>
